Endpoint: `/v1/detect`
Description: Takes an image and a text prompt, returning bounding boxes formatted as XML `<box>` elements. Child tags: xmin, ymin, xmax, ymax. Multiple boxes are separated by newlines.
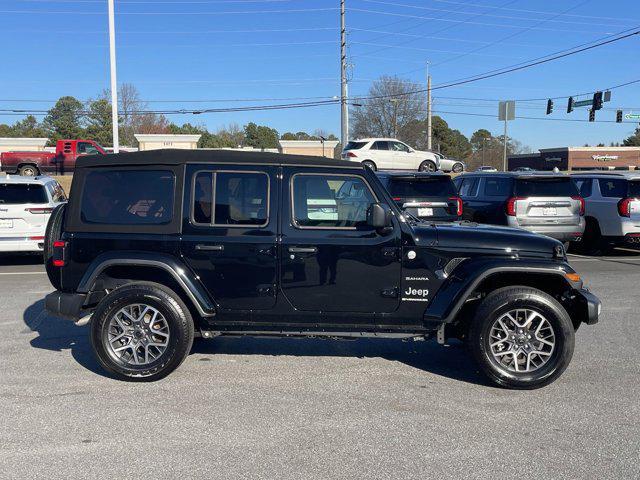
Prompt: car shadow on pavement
<box><xmin>0</xmin><ymin>254</ymin><xmax>44</xmax><ymax>266</ymax></box>
<box><xmin>23</xmin><ymin>299</ymin><xmax>107</xmax><ymax>377</ymax></box>
<box><xmin>191</xmin><ymin>336</ymin><xmax>492</xmax><ymax>387</ymax></box>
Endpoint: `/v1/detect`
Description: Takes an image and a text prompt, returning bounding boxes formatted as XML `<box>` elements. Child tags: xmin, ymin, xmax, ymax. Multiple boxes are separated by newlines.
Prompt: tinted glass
<box><xmin>573</xmin><ymin>178</ymin><xmax>592</xmax><ymax>198</ymax></box>
<box><xmin>214</xmin><ymin>172</ymin><xmax>268</xmax><ymax>225</ymax></box>
<box><xmin>193</xmin><ymin>172</ymin><xmax>213</xmax><ymax>224</ymax></box>
<box><xmin>458</xmin><ymin>178</ymin><xmax>479</xmax><ymax>197</ymax></box>
<box><xmin>484</xmin><ymin>177</ymin><xmax>512</xmax><ymax>196</ymax></box>
<box><xmin>598</xmin><ymin>178</ymin><xmax>627</xmax><ymax>198</ymax></box>
<box><xmin>371</xmin><ymin>141</ymin><xmax>389</xmax><ymax>150</ymax></box>
<box><xmin>344</xmin><ymin>141</ymin><xmax>367</xmax><ymax>150</ymax></box>
<box><xmin>81</xmin><ymin>170</ymin><xmax>174</xmax><ymax>225</ymax></box>
<box><xmin>515</xmin><ymin>177</ymin><xmax>578</xmax><ymax>197</ymax></box>
<box><xmin>0</xmin><ymin>184</ymin><xmax>48</xmax><ymax>204</ymax></box>
<box><xmin>628</xmin><ymin>181</ymin><xmax>640</xmax><ymax>197</ymax></box>
<box><xmin>387</xmin><ymin>177</ymin><xmax>456</xmax><ymax>197</ymax></box>
<box><xmin>293</xmin><ymin>175</ymin><xmax>375</xmax><ymax>228</ymax></box>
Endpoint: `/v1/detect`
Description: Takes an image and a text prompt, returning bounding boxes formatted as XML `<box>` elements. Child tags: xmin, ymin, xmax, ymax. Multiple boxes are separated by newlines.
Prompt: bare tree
<box><xmin>351</xmin><ymin>76</ymin><xmax>424</xmax><ymax>140</ymax></box>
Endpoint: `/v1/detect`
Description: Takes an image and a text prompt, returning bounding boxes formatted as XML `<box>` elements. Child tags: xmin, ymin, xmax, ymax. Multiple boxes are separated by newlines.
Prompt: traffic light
<box><xmin>567</xmin><ymin>97</ymin><xmax>574</xmax><ymax>113</ymax></box>
<box><xmin>617</xmin><ymin>110</ymin><xmax>623</xmax><ymax>123</ymax></box>
<box><xmin>589</xmin><ymin>109</ymin><xmax>595</xmax><ymax>122</ymax></box>
<box><xmin>592</xmin><ymin>91</ymin><xmax>603</xmax><ymax>111</ymax></box>
<box><xmin>546</xmin><ymin>99</ymin><xmax>554</xmax><ymax>115</ymax></box>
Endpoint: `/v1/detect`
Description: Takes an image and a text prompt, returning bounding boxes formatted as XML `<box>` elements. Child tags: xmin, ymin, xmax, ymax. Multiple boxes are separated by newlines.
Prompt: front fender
<box><xmin>77</xmin><ymin>251</ymin><xmax>216</xmax><ymax>317</ymax></box>
<box><xmin>424</xmin><ymin>258</ymin><xmax>578</xmax><ymax>324</ymax></box>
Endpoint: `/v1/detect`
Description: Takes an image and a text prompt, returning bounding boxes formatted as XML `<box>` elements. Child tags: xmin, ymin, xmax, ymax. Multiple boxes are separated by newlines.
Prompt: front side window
<box><xmin>192</xmin><ymin>171</ymin><xmax>268</xmax><ymax>226</ymax></box>
<box><xmin>598</xmin><ymin>178</ymin><xmax>627</xmax><ymax>198</ymax></box>
<box><xmin>81</xmin><ymin>170</ymin><xmax>174</xmax><ymax>225</ymax></box>
<box><xmin>77</xmin><ymin>142</ymin><xmax>101</xmax><ymax>155</ymax></box>
<box><xmin>391</xmin><ymin>141</ymin><xmax>410</xmax><ymax>153</ymax></box>
<box><xmin>292</xmin><ymin>174</ymin><xmax>376</xmax><ymax>228</ymax></box>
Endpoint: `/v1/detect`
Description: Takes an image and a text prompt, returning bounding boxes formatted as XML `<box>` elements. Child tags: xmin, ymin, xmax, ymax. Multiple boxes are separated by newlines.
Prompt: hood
<box><xmin>411</xmin><ymin>221</ymin><xmax>562</xmax><ymax>258</ymax></box>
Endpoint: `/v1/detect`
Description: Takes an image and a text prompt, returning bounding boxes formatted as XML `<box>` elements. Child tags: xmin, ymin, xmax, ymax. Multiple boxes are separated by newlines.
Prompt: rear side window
<box><xmin>628</xmin><ymin>181</ymin><xmax>640</xmax><ymax>197</ymax></box>
<box><xmin>484</xmin><ymin>177</ymin><xmax>513</xmax><ymax>197</ymax></box>
<box><xmin>0</xmin><ymin>184</ymin><xmax>48</xmax><ymax>204</ymax></box>
<box><xmin>515</xmin><ymin>178</ymin><xmax>578</xmax><ymax>197</ymax></box>
<box><xmin>458</xmin><ymin>178</ymin><xmax>479</xmax><ymax>197</ymax></box>
<box><xmin>573</xmin><ymin>178</ymin><xmax>592</xmax><ymax>198</ymax></box>
<box><xmin>344</xmin><ymin>141</ymin><xmax>367</xmax><ymax>150</ymax></box>
<box><xmin>292</xmin><ymin>174</ymin><xmax>376</xmax><ymax>228</ymax></box>
<box><xmin>371</xmin><ymin>141</ymin><xmax>389</xmax><ymax>150</ymax></box>
<box><xmin>192</xmin><ymin>171</ymin><xmax>268</xmax><ymax>226</ymax></box>
<box><xmin>387</xmin><ymin>177</ymin><xmax>456</xmax><ymax>197</ymax></box>
<box><xmin>598</xmin><ymin>178</ymin><xmax>627</xmax><ymax>198</ymax></box>
<box><xmin>81</xmin><ymin>170</ymin><xmax>175</xmax><ymax>225</ymax></box>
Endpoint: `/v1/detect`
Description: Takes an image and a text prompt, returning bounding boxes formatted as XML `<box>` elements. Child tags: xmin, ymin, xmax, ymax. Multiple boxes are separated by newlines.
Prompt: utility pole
<box><xmin>502</xmin><ymin>102</ymin><xmax>509</xmax><ymax>171</ymax></box>
<box><xmin>340</xmin><ymin>0</ymin><xmax>348</xmax><ymax>146</ymax></box>
<box><xmin>426</xmin><ymin>61</ymin><xmax>432</xmax><ymax>150</ymax></box>
<box><xmin>107</xmin><ymin>0</ymin><xmax>119</xmax><ymax>153</ymax></box>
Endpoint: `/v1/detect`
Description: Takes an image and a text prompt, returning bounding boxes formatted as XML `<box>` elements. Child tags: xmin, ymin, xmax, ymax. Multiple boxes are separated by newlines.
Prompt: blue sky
<box><xmin>1</xmin><ymin>0</ymin><xmax>639</xmax><ymax>150</ymax></box>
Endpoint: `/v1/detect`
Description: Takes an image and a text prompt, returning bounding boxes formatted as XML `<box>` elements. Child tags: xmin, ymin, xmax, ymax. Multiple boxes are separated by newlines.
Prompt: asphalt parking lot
<box><xmin>0</xmin><ymin>252</ymin><xmax>638</xmax><ymax>479</ymax></box>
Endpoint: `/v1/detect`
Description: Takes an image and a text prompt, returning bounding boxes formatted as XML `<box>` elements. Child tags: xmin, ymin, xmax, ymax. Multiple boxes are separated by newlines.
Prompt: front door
<box><xmin>280</xmin><ymin>168</ymin><xmax>401</xmax><ymax>314</ymax></box>
<box><xmin>181</xmin><ymin>164</ymin><xmax>278</xmax><ymax>311</ymax></box>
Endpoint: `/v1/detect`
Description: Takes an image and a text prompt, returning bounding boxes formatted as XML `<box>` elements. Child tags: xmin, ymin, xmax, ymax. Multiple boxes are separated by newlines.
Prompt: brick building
<box><xmin>508</xmin><ymin>146</ymin><xmax>640</xmax><ymax>171</ymax></box>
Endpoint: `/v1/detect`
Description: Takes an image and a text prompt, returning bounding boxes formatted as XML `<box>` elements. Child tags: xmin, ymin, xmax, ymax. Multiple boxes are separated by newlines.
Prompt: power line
<box><xmin>351</xmin><ymin>42</ymin><xmax>522</xmax><ymax>58</ymax></box>
<box><xmin>0</xmin><ymin>7</ymin><xmax>337</xmax><ymax>15</ymax></box>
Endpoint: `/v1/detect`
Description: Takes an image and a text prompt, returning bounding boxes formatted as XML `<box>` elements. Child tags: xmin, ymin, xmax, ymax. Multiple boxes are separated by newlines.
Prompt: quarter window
<box><xmin>573</xmin><ymin>178</ymin><xmax>592</xmax><ymax>198</ymax></box>
<box><xmin>192</xmin><ymin>171</ymin><xmax>268</xmax><ymax>226</ymax></box>
<box><xmin>292</xmin><ymin>174</ymin><xmax>376</xmax><ymax>228</ymax></box>
<box><xmin>459</xmin><ymin>177</ymin><xmax>479</xmax><ymax>197</ymax></box>
<box><xmin>598</xmin><ymin>178</ymin><xmax>627</xmax><ymax>198</ymax></box>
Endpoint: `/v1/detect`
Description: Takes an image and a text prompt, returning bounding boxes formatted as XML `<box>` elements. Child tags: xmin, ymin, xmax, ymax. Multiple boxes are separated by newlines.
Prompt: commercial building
<box><xmin>0</xmin><ymin>137</ymin><xmax>48</xmax><ymax>153</ymax></box>
<box><xmin>278</xmin><ymin>139</ymin><xmax>340</xmax><ymax>158</ymax></box>
<box><xmin>508</xmin><ymin>146</ymin><xmax>640</xmax><ymax>171</ymax></box>
<box><xmin>134</xmin><ymin>134</ymin><xmax>201</xmax><ymax>151</ymax></box>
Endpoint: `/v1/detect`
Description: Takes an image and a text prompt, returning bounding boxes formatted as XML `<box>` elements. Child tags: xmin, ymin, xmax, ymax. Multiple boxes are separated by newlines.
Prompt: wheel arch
<box><xmin>78</xmin><ymin>253</ymin><xmax>217</xmax><ymax>319</ymax></box>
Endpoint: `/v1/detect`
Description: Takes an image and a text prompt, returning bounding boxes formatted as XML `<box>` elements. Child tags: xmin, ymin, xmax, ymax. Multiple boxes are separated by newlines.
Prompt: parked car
<box><xmin>376</xmin><ymin>171</ymin><xmax>462</xmax><ymax>222</ymax></box>
<box><xmin>0</xmin><ymin>139</ymin><xmax>106</xmax><ymax>176</ymax></box>
<box><xmin>512</xmin><ymin>167</ymin><xmax>536</xmax><ymax>172</ymax></box>
<box><xmin>570</xmin><ymin>172</ymin><xmax>640</xmax><ymax>252</ymax></box>
<box><xmin>0</xmin><ymin>175</ymin><xmax>66</xmax><ymax>253</ymax></box>
<box><xmin>44</xmin><ymin>149</ymin><xmax>600</xmax><ymax>388</ymax></box>
<box><xmin>341</xmin><ymin>138</ymin><xmax>441</xmax><ymax>172</ymax></box>
<box><xmin>453</xmin><ymin>172</ymin><xmax>585</xmax><ymax>245</ymax></box>
<box><xmin>476</xmin><ymin>166</ymin><xmax>498</xmax><ymax>172</ymax></box>
<box><xmin>433</xmin><ymin>152</ymin><xmax>465</xmax><ymax>173</ymax></box>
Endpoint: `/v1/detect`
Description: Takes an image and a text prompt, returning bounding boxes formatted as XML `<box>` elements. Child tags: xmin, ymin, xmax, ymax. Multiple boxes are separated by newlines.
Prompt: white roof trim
<box><xmin>134</xmin><ymin>134</ymin><xmax>201</xmax><ymax>142</ymax></box>
<box><xmin>279</xmin><ymin>140</ymin><xmax>340</xmax><ymax>148</ymax></box>
<box><xmin>0</xmin><ymin>137</ymin><xmax>49</xmax><ymax>147</ymax></box>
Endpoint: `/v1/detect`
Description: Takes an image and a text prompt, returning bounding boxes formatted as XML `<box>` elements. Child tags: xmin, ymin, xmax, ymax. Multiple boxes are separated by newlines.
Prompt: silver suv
<box><xmin>454</xmin><ymin>172</ymin><xmax>585</xmax><ymax>245</ymax></box>
<box><xmin>571</xmin><ymin>172</ymin><xmax>640</xmax><ymax>253</ymax></box>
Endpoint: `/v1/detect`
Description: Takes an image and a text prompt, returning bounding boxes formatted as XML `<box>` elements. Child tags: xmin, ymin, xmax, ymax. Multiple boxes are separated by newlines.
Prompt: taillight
<box><xmin>25</xmin><ymin>207</ymin><xmax>53</xmax><ymax>214</ymax></box>
<box><xmin>449</xmin><ymin>196</ymin><xmax>463</xmax><ymax>216</ymax></box>
<box><xmin>572</xmin><ymin>196</ymin><xmax>585</xmax><ymax>216</ymax></box>
<box><xmin>392</xmin><ymin>197</ymin><xmax>402</xmax><ymax>202</ymax></box>
<box><xmin>506</xmin><ymin>196</ymin><xmax>524</xmax><ymax>216</ymax></box>
<box><xmin>53</xmin><ymin>240</ymin><xmax>67</xmax><ymax>267</ymax></box>
<box><xmin>618</xmin><ymin>198</ymin><xmax>635</xmax><ymax>217</ymax></box>
<box><xmin>29</xmin><ymin>236</ymin><xmax>45</xmax><ymax>241</ymax></box>
<box><xmin>346</xmin><ymin>151</ymin><xmax>357</xmax><ymax>158</ymax></box>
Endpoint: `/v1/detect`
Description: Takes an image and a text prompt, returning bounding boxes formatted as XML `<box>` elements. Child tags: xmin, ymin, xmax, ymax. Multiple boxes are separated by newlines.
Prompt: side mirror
<box><xmin>367</xmin><ymin>203</ymin><xmax>393</xmax><ymax>230</ymax></box>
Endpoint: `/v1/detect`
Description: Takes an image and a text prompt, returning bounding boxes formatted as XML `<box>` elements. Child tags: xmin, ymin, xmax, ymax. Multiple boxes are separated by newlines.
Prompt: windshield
<box><xmin>388</xmin><ymin>177</ymin><xmax>457</xmax><ymax>197</ymax></box>
<box><xmin>0</xmin><ymin>184</ymin><xmax>48</xmax><ymax>204</ymax></box>
<box><xmin>344</xmin><ymin>141</ymin><xmax>367</xmax><ymax>150</ymax></box>
<box><xmin>515</xmin><ymin>177</ymin><xmax>578</xmax><ymax>197</ymax></box>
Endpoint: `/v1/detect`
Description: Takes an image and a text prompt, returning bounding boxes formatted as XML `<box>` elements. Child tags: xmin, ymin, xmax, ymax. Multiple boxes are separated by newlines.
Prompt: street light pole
<box><xmin>340</xmin><ymin>0</ymin><xmax>348</xmax><ymax>146</ymax></box>
<box><xmin>107</xmin><ymin>0</ymin><xmax>119</xmax><ymax>153</ymax></box>
<box><xmin>426</xmin><ymin>61</ymin><xmax>432</xmax><ymax>150</ymax></box>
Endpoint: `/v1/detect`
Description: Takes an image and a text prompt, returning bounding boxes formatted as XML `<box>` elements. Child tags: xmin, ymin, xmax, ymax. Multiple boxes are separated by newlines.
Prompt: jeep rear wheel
<box><xmin>91</xmin><ymin>282</ymin><xmax>194</xmax><ymax>381</ymax></box>
<box><xmin>468</xmin><ymin>286</ymin><xmax>574</xmax><ymax>389</ymax></box>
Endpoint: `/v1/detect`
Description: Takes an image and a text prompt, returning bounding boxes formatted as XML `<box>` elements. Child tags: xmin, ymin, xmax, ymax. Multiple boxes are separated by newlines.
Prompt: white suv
<box><xmin>342</xmin><ymin>138</ymin><xmax>441</xmax><ymax>172</ymax></box>
<box><xmin>0</xmin><ymin>175</ymin><xmax>66</xmax><ymax>253</ymax></box>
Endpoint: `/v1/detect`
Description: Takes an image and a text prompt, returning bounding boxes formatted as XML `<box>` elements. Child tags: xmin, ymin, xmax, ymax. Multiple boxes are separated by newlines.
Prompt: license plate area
<box><xmin>418</xmin><ymin>207</ymin><xmax>434</xmax><ymax>217</ymax></box>
<box><xmin>542</xmin><ymin>207</ymin><xmax>557</xmax><ymax>216</ymax></box>
<box><xmin>0</xmin><ymin>219</ymin><xmax>14</xmax><ymax>229</ymax></box>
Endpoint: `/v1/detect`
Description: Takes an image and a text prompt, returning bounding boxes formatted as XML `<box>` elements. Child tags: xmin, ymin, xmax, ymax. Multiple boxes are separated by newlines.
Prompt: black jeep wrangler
<box><xmin>44</xmin><ymin>150</ymin><xmax>600</xmax><ymax>388</ymax></box>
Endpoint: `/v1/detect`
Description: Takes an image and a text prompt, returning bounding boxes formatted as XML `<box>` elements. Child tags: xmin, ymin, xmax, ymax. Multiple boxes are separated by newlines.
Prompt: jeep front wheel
<box><xmin>468</xmin><ymin>286</ymin><xmax>575</xmax><ymax>389</ymax></box>
<box><xmin>91</xmin><ymin>283</ymin><xmax>194</xmax><ymax>381</ymax></box>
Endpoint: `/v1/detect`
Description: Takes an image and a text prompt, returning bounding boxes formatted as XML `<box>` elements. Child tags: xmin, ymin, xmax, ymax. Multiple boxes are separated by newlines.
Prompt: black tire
<box><xmin>581</xmin><ymin>218</ymin><xmax>608</xmax><ymax>255</ymax></box>
<box><xmin>44</xmin><ymin>204</ymin><xmax>66</xmax><ymax>290</ymax></box>
<box><xmin>362</xmin><ymin>160</ymin><xmax>377</xmax><ymax>171</ymax></box>
<box><xmin>419</xmin><ymin>160</ymin><xmax>436</xmax><ymax>172</ymax></box>
<box><xmin>91</xmin><ymin>282</ymin><xmax>195</xmax><ymax>382</ymax></box>
<box><xmin>468</xmin><ymin>286</ymin><xmax>575</xmax><ymax>389</ymax></box>
<box><xmin>18</xmin><ymin>164</ymin><xmax>39</xmax><ymax>176</ymax></box>
<box><xmin>452</xmin><ymin>162</ymin><xmax>464</xmax><ymax>173</ymax></box>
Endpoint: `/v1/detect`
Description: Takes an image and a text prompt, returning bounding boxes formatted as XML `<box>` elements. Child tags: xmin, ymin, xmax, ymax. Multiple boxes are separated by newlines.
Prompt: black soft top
<box><xmin>77</xmin><ymin>149</ymin><xmax>353</xmax><ymax>169</ymax></box>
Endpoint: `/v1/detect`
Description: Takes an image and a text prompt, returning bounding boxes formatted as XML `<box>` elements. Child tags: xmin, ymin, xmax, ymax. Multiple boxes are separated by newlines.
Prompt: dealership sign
<box><xmin>592</xmin><ymin>155</ymin><xmax>619</xmax><ymax>162</ymax></box>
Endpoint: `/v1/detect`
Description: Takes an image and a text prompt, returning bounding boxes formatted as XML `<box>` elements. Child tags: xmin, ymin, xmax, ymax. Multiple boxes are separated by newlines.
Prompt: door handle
<box><xmin>288</xmin><ymin>246</ymin><xmax>318</xmax><ymax>253</ymax></box>
<box><xmin>195</xmin><ymin>244</ymin><xmax>224</xmax><ymax>251</ymax></box>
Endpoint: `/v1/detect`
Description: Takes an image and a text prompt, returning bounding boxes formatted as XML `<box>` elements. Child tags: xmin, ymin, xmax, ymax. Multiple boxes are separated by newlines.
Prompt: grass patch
<box><xmin>52</xmin><ymin>175</ymin><xmax>73</xmax><ymax>195</ymax></box>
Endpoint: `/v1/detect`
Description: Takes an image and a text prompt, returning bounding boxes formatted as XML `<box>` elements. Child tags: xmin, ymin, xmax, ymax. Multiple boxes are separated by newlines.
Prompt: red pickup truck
<box><xmin>0</xmin><ymin>139</ymin><xmax>106</xmax><ymax>176</ymax></box>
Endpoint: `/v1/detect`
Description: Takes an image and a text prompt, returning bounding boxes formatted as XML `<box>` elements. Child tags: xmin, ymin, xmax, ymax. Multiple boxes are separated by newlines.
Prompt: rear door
<box><xmin>181</xmin><ymin>164</ymin><xmax>278</xmax><ymax>311</ymax></box>
<box><xmin>386</xmin><ymin>175</ymin><xmax>459</xmax><ymax>221</ymax></box>
<box><xmin>370</xmin><ymin>141</ymin><xmax>392</xmax><ymax>169</ymax></box>
<box><xmin>514</xmin><ymin>177</ymin><xmax>581</xmax><ymax>227</ymax></box>
<box><xmin>0</xmin><ymin>183</ymin><xmax>51</xmax><ymax>241</ymax></box>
